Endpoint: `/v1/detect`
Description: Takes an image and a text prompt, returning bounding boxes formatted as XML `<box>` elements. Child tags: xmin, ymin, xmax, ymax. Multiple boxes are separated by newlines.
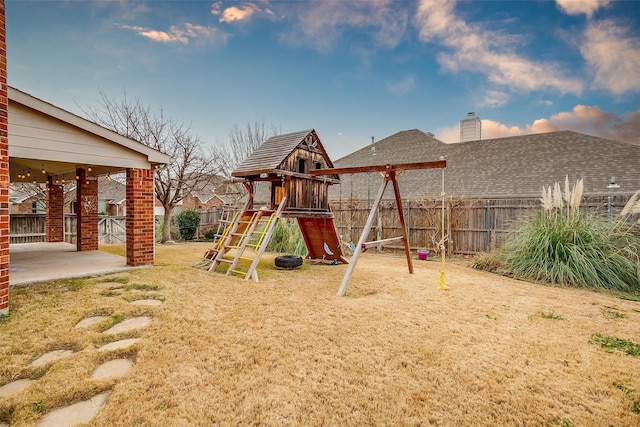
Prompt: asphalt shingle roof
<box><xmin>232</xmin><ymin>129</ymin><xmax>314</xmax><ymax>177</ymax></box>
<box><xmin>330</xmin><ymin>129</ymin><xmax>640</xmax><ymax>200</ymax></box>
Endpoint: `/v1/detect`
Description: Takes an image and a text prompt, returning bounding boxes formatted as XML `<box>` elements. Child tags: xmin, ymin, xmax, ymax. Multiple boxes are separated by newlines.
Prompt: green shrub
<box><xmin>498</xmin><ymin>178</ymin><xmax>640</xmax><ymax>292</ymax></box>
<box><xmin>176</xmin><ymin>209</ymin><xmax>201</xmax><ymax>241</ymax></box>
<box><xmin>203</xmin><ymin>228</ymin><xmax>217</xmax><ymax>241</ymax></box>
<box><xmin>266</xmin><ymin>219</ymin><xmax>307</xmax><ymax>256</ymax></box>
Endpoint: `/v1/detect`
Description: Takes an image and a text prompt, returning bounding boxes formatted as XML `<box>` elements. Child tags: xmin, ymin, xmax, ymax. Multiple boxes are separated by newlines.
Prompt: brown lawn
<box><xmin>1</xmin><ymin>242</ymin><xmax>640</xmax><ymax>426</ymax></box>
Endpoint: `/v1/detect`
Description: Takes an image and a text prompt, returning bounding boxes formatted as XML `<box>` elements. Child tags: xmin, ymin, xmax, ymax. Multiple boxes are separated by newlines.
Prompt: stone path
<box><xmin>36</xmin><ymin>393</ymin><xmax>110</xmax><ymax>427</ymax></box>
<box><xmin>0</xmin><ymin>286</ymin><xmax>164</xmax><ymax>426</ymax></box>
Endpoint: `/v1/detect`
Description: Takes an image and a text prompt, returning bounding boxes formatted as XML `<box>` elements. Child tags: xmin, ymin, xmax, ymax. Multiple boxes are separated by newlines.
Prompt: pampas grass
<box><xmin>265</xmin><ymin>219</ymin><xmax>308</xmax><ymax>256</ymax></box>
<box><xmin>500</xmin><ymin>178</ymin><xmax>640</xmax><ymax>292</ymax></box>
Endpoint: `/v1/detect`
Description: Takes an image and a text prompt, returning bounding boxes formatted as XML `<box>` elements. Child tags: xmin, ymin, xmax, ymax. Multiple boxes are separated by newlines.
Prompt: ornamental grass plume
<box><xmin>620</xmin><ymin>189</ymin><xmax>640</xmax><ymax>220</ymax></box>
<box><xmin>500</xmin><ymin>178</ymin><xmax>640</xmax><ymax>292</ymax></box>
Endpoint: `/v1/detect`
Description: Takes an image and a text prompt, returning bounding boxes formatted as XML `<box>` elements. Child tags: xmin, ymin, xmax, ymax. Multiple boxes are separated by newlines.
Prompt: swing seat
<box><xmin>323</xmin><ymin>241</ymin><xmax>334</xmax><ymax>255</ymax></box>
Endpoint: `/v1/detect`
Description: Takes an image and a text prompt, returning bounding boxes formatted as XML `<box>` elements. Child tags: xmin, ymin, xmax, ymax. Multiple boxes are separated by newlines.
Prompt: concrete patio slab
<box><xmin>9</xmin><ymin>242</ymin><xmax>146</xmax><ymax>286</ymax></box>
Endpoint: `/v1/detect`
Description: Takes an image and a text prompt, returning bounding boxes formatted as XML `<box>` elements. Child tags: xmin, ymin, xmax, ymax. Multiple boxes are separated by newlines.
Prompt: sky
<box><xmin>6</xmin><ymin>0</ymin><xmax>640</xmax><ymax>160</ymax></box>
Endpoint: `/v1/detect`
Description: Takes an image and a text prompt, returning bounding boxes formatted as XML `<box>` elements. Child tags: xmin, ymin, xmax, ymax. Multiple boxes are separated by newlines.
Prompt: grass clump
<box><xmin>540</xmin><ymin>311</ymin><xmax>564</xmax><ymax>320</ymax></box>
<box><xmin>592</xmin><ymin>333</ymin><xmax>640</xmax><ymax>356</ymax></box>
<box><xmin>495</xmin><ymin>178</ymin><xmax>640</xmax><ymax>292</ymax></box>
<box><xmin>266</xmin><ymin>219</ymin><xmax>308</xmax><ymax>256</ymax></box>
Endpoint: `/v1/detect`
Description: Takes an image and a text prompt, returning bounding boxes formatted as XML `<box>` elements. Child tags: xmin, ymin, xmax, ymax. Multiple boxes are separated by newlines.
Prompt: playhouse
<box><xmin>195</xmin><ymin>129</ymin><xmax>347</xmax><ymax>280</ymax></box>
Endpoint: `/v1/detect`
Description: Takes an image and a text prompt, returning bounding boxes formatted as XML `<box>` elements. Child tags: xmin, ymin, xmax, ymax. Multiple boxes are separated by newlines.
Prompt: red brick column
<box><xmin>126</xmin><ymin>167</ymin><xmax>155</xmax><ymax>266</ymax></box>
<box><xmin>76</xmin><ymin>168</ymin><xmax>98</xmax><ymax>251</ymax></box>
<box><xmin>0</xmin><ymin>0</ymin><xmax>9</xmax><ymax>315</ymax></box>
<box><xmin>46</xmin><ymin>176</ymin><xmax>64</xmax><ymax>242</ymax></box>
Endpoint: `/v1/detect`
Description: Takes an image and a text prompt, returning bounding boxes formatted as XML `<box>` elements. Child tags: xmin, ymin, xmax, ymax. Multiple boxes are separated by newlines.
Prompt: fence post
<box><xmin>406</xmin><ymin>199</ymin><xmax>410</xmax><ymax>247</ymax></box>
<box><xmin>607</xmin><ymin>196</ymin><xmax>612</xmax><ymax>223</ymax></box>
<box><xmin>486</xmin><ymin>200</ymin><xmax>491</xmax><ymax>250</ymax></box>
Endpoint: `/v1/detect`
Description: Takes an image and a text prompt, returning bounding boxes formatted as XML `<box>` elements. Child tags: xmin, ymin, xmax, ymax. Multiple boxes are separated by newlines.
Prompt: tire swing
<box><xmin>274</xmin><ymin>254</ymin><xmax>303</xmax><ymax>269</ymax></box>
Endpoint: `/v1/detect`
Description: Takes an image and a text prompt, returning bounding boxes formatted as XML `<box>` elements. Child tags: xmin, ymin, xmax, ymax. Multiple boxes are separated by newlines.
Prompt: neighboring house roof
<box><xmin>98</xmin><ymin>176</ymin><xmax>126</xmax><ymax>204</ymax></box>
<box><xmin>232</xmin><ymin>129</ymin><xmax>336</xmax><ymax>178</ymax></box>
<box><xmin>8</xmin><ymin>86</ymin><xmax>172</xmax><ymax>182</ymax></box>
<box><xmin>330</xmin><ymin>129</ymin><xmax>640</xmax><ymax>200</ymax></box>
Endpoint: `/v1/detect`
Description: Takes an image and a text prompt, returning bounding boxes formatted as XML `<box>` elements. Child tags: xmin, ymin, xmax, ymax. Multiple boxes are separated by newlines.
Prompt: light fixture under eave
<box><xmin>41</xmin><ymin>164</ymin><xmax>46</xmax><ymax>174</ymax></box>
<box><xmin>87</xmin><ymin>165</ymin><xmax>92</xmax><ymax>173</ymax></box>
<box><xmin>106</xmin><ymin>172</ymin><xmax>112</xmax><ymax>182</ymax></box>
<box><xmin>27</xmin><ymin>168</ymin><xmax>31</xmax><ymax>177</ymax></box>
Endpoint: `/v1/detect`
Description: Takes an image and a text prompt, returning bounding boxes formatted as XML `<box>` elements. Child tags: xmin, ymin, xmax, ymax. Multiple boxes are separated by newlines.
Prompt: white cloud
<box><xmin>212</xmin><ymin>1</ymin><xmax>276</xmax><ymax>23</ymax></box>
<box><xmin>415</xmin><ymin>0</ymin><xmax>583</xmax><ymax>95</ymax></box>
<box><xmin>581</xmin><ymin>19</ymin><xmax>640</xmax><ymax>95</ymax></box>
<box><xmin>437</xmin><ymin>105</ymin><xmax>640</xmax><ymax>144</ymax></box>
<box><xmin>218</xmin><ymin>4</ymin><xmax>259</xmax><ymax>23</ymax></box>
<box><xmin>277</xmin><ymin>0</ymin><xmax>409</xmax><ymax>52</ymax></box>
<box><xmin>385</xmin><ymin>75</ymin><xmax>416</xmax><ymax>96</ymax></box>
<box><xmin>478</xmin><ymin>90</ymin><xmax>509</xmax><ymax>108</ymax></box>
<box><xmin>119</xmin><ymin>23</ymin><xmax>229</xmax><ymax>46</ymax></box>
<box><xmin>555</xmin><ymin>0</ymin><xmax>610</xmax><ymax>17</ymax></box>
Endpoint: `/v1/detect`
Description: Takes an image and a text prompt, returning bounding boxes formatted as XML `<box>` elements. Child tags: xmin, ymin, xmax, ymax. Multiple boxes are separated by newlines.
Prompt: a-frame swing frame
<box><xmin>310</xmin><ymin>160</ymin><xmax>446</xmax><ymax>296</ymax></box>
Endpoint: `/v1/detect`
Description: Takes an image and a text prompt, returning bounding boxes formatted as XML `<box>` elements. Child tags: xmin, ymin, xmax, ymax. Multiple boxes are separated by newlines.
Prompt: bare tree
<box><xmin>82</xmin><ymin>90</ymin><xmax>224</xmax><ymax>243</ymax></box>
<box><xmin>217</xmin><ymin>119</ymin><xmax>281</xmax><ymax>175</ymax></box>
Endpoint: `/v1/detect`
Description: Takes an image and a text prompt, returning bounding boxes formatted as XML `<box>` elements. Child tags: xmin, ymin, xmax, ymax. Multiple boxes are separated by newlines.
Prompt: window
<box><xmin>315</xmin><ymin>162</ymin><xmax>322</xmax><ymax>169</ymax></box>
<box><xmin>297</xmin><ymin>158</ymin><xmax>307</xmax><ymax>174</ymax></box>
<box><xmin>32</xmin><ymin>200</ymin><xmax>45</xmax><ymax>214</ymax></box>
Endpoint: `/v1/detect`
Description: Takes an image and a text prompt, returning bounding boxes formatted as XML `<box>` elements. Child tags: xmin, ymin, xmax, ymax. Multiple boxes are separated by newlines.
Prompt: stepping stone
<box><xmin>97</xmin><ymin>338</ymin><xmax>140</xmax><ymax>352</ymax></box>
<box><xmin>90</xmin><ymin>359</ymin><xmax>134</xmax><ymax>380</ymax></box>
<box><xmin>129</xmin><ymin>299</ymin><xmax>162</xmax><ymax>307</ymax></box>
<box><xmin>36</xmin><ymin>392</ymin><xmax>109</xmax><ymax>427</ymax></box>
<box><xmin>96</xmin><ymin>282</ymin><xmax>125</xmax><ymax>289</ymax></box>
<box><xmin>29</xmin><ymin>350</ymin><xmax>74</xmax><ymax>367</ymax></box>
<box><xmin>103</xmin><ymin>317</ymin><xmax>152</xmax><ymax>335</ymax></box>
<box><xmin>74</xmin><ymin>316</ymin><xmax>108</xmax><ymax>328</ymax></box>
<box><xmin>0</xmin><ymin>378</ymin><xmax>34</xmax><ymax>397</ymax></box>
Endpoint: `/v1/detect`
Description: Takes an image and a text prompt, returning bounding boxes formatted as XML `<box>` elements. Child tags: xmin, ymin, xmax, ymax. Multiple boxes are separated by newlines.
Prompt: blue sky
<box><xmin>6</xmin><ymin>0</ymin><xmax>640</xmax><ymax>160</ymax></box>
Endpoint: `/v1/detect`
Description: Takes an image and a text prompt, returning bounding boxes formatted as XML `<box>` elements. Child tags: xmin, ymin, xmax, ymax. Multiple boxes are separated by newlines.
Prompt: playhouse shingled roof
<box><xmin>330</xmin><ymin>129</ymin><xmax>640</xmax><ymax>200</ymax></box>
<box><xmin>232</xmin><ymin>129</ymin><xmax>336</xmax><ymax>178</ymax></box>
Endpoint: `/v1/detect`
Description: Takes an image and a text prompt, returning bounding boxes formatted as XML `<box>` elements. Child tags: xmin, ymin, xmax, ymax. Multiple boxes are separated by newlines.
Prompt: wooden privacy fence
<box><xmin>9</xmin><ymin>214</ymin><xmax>46</xmax><ymax>243</ymax></box>
<box><xmin>10</xmin><ymin>215</ymin><xmax>126</xmax><ymax>245</ymax></box>
<box><xmin>98</xmin><ymin>216</ymin><xmax>126</xmax><ymax>244</ymax></box>
<box><xmin>331</xmin><ymin>195</ymin><xmax>630</xmax><ymax>255</ymax></box>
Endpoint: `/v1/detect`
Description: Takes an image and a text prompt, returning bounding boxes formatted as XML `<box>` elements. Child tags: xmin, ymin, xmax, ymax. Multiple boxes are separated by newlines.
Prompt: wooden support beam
<box><xmin>310</xmin><ymin>160</ymin><xmax>446</xmax><ymax>176</ymax></box>
<box><xmin>361</xmin><ymin>236</ymin><xmax>404</xmax><ymax>249</ymax></box>
<box><xmin>390</xmin><ymin>169</ymin><xmax>414</xmax><ymax>274</ymax></box>
<box><xmin>337</xmin><ymin>178</ymin><xmax>388</xmax><ymax>296</ymax></box>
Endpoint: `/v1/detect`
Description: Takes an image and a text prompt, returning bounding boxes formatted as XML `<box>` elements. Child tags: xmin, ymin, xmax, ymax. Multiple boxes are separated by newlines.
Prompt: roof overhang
<box><xmin>7</xmin><ymin>86</ymin><xmax>172</xmax><ymax>183</ymax></box>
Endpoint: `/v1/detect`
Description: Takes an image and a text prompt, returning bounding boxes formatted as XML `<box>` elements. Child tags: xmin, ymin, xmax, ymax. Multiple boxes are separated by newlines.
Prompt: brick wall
<box><xmin>46</xmin><ymin>177</ymin><xmax>64</xmax><ymax>242</ymax></box>
<box><xmin>76</xmin><ymin>169</ymin><xmax>98</xmax><ymax>251</ymax></box>
<box><xmin>0</xmin><ymin>0</ymin><xmax>9</xmax><ymax>315</ymax></box>
<box><xmin>126</xmin><ymin>167</ymin><xmax>155</xmax><ymax>266</ymax></box>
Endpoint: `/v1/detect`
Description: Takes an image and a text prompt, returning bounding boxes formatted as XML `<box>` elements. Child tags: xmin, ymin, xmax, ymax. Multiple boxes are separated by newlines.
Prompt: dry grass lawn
<box><xmin>1</xmin><ymin>242</ymin><xmax>640</xmax><ymax>426</ymax></box>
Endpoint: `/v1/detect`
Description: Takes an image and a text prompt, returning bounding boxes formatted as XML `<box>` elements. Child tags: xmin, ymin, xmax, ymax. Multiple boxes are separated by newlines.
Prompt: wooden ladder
<box><xmin>211</xmin><ymin>197</ymin><xmax>287</xmax><ymax>281</ymax></box>
<box><xmin>192</xmin><ymin>204</ymin><xmax>246</xmax><ymax>271</ymax></box>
